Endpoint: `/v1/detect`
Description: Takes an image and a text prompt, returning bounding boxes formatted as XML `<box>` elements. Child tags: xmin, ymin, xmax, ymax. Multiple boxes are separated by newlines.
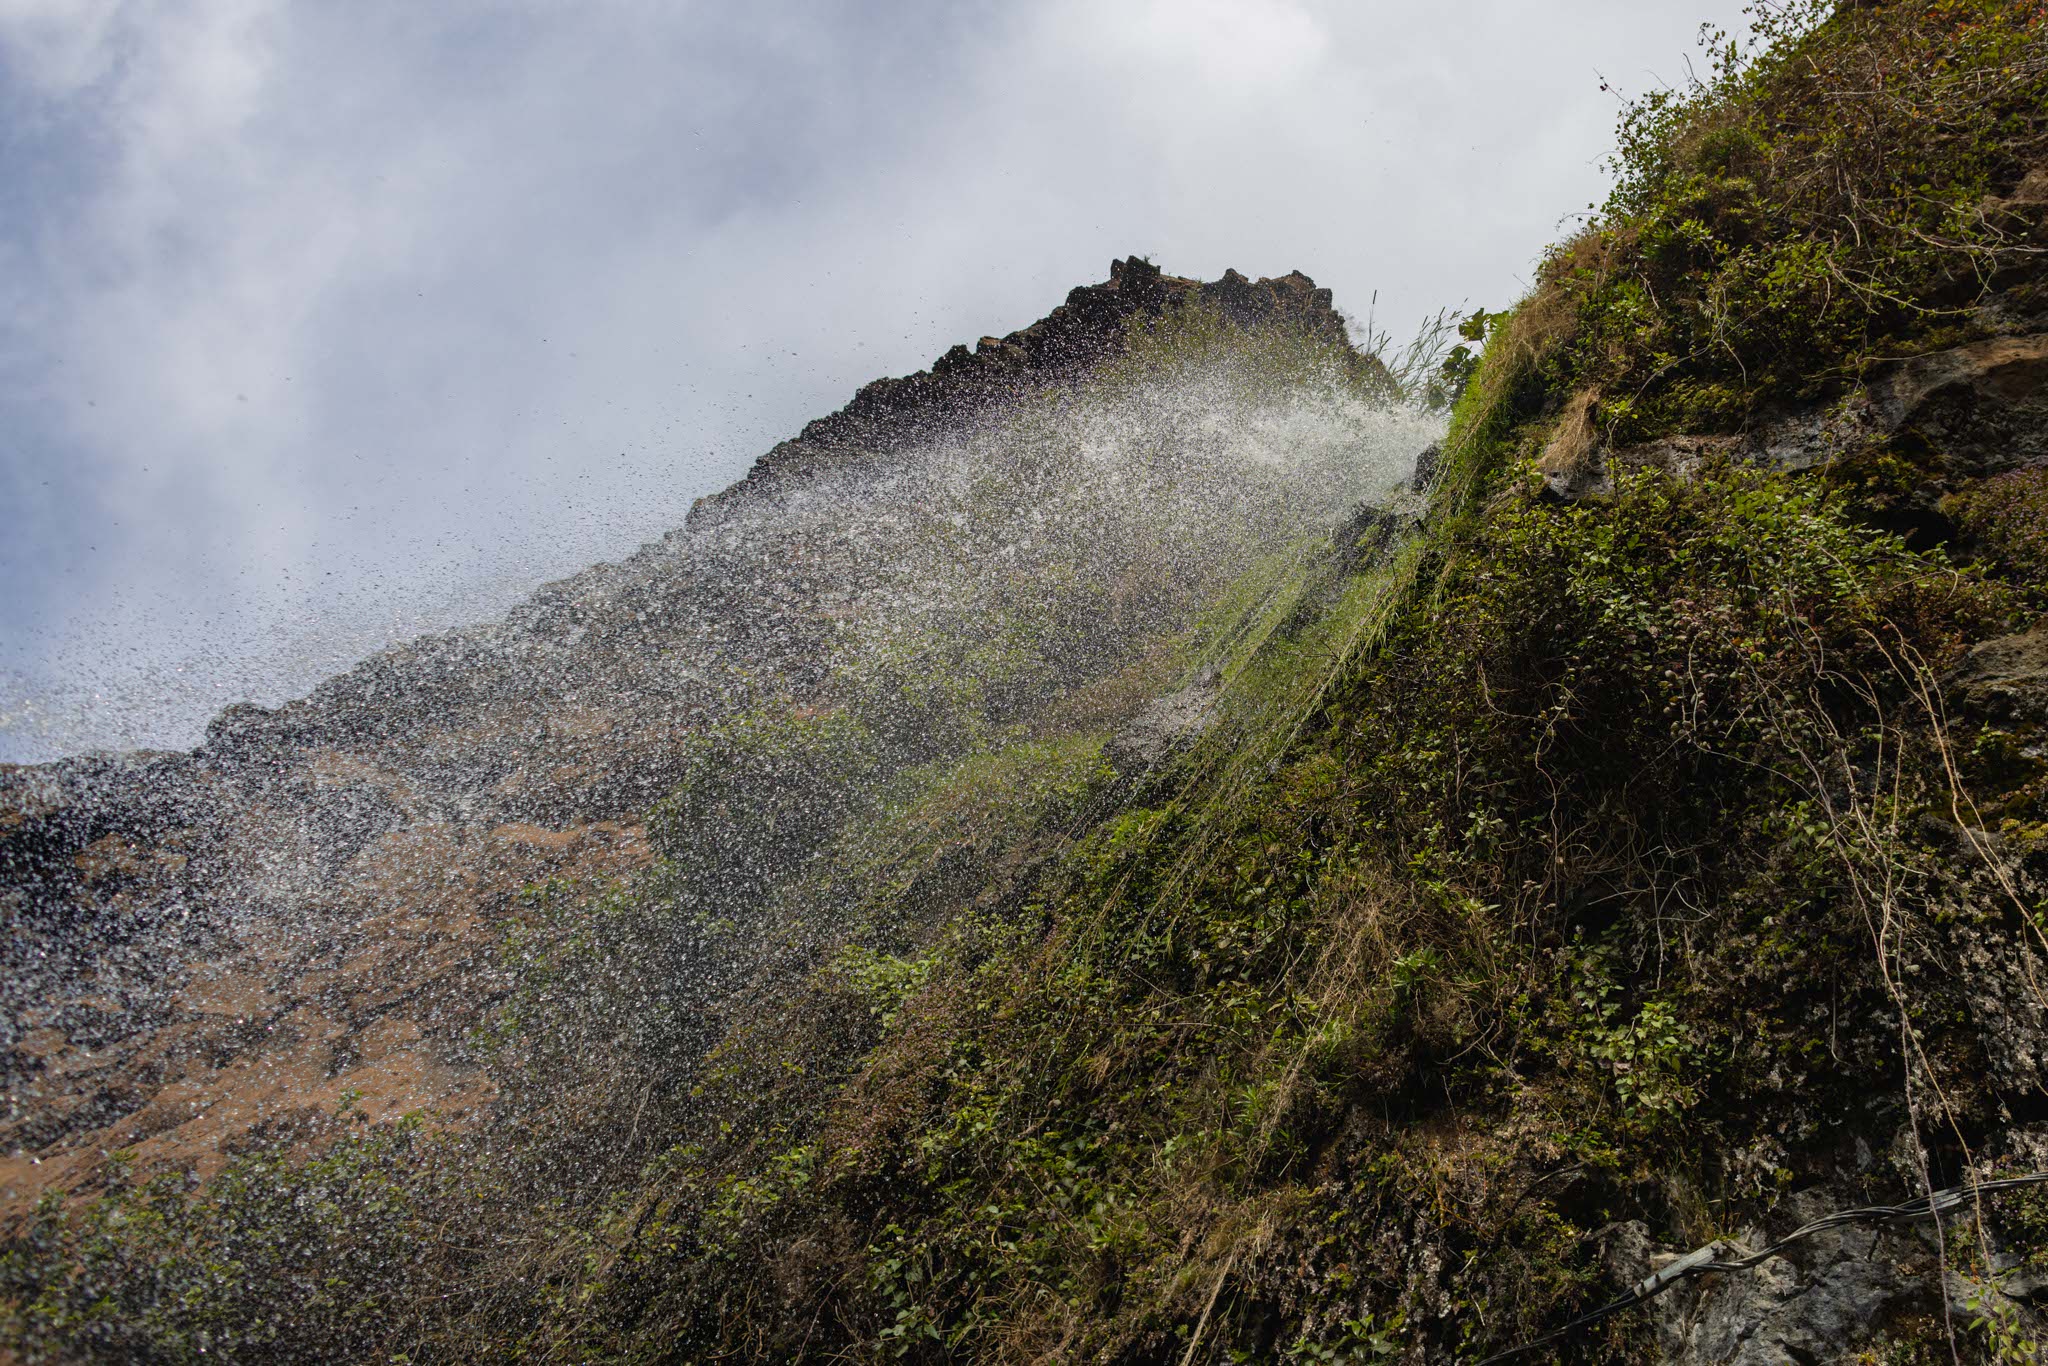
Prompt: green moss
<box><xmin>1948</xmin><ymin>466</ymin><xmax>2048</xmax><ymax>608</ymax></box>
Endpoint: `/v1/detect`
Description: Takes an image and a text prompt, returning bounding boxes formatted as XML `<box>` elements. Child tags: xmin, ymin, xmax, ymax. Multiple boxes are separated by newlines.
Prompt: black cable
<box><xmin>1475</xmin><ymin>1171</ymin><xmax>2048</xmax><ymax>1364</ymax></box>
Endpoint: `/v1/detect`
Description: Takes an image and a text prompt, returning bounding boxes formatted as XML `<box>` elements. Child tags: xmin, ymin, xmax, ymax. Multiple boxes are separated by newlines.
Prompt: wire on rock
<box><xmin>1476</xmin><ymin>1172</ymin><xmax>2048</xmax><ymax>1364</ymax></box>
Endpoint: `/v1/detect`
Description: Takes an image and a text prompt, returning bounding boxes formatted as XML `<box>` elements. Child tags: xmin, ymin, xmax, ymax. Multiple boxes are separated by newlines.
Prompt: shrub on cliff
<box><xmin>1477</xmin><ymin>0</ymin><xmax>2047</xmax><ymax>456</ymax></box>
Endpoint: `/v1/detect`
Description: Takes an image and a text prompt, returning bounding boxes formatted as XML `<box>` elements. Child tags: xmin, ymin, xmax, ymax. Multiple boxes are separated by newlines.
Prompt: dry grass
<box><xmin>1537</xmin><ymin>388</ymin><xmax>1603</xmax><ymax>479</ymax></box>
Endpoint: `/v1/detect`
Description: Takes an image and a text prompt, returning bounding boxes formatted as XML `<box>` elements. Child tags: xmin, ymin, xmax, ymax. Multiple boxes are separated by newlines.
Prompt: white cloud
<box><xmin>0</xmin><ymin>0</ymin><xmax>127</xmax><ymax>97</ymax></box>
<box><xmin>1068</xmin><ymin>0</ymin><xmax>1329</xmax><ymax>97</ymax></box>
<box><xmin>0</xmin><ymin>0</ymin><xmax>1752</xmax><ymax>759</ymax></box>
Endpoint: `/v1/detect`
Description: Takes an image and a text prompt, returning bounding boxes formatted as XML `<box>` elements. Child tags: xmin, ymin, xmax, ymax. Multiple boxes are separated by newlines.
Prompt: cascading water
<box><xmin>0</xmin><ymin>283</ymin><xmax>1444</xmax><ymax>1358</ymax></box>
<box><xmin>494</xmin><ymin>329</ymin><xmax>1443</xmax><ymax>1159</ymax></box>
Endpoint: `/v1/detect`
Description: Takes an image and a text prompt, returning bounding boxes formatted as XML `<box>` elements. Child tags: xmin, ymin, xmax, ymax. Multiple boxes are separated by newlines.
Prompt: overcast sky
<box><xmin>0</xmin><ymin>0</ymin><xmax>1748</xmax><ymax>761</ymax></box>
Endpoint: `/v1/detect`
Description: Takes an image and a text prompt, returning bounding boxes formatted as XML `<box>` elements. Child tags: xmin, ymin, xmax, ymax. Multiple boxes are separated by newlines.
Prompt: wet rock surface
<box><xmin>1105</xmin><ymin>669</ymin><xmax>1221</xmax><ymax>776</ymax></box>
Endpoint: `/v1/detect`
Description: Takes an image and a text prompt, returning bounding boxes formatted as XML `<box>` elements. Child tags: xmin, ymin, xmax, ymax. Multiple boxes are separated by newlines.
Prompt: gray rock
<box><xmin>1855</xmin><ymin>333</ymin><xmax>2048</xmax><ymax>475</ymax></box>
<box><xmin>1409</xmin><ymin>442</ymin><xmax>1442</xmax><ymax>493</ymax></box>
<box><xmin>1948</xmin><ymin>621</ymin><xmax>2048</xmax><ymax>723</ymax></box>
<box><xmin>1554</xmin><ymin>332</ymin><xmax>2048</xmax><ymax>501</ymax></box>
<box><xmin>1602</xmin><ymin>1186</ymin><xmax>2047</xmax><ymax>1365</ymax></box>
<box><xmin>1750</xmin><ymin>334</ymin><xmax>2048</xmax><ymax>478</ymax></box>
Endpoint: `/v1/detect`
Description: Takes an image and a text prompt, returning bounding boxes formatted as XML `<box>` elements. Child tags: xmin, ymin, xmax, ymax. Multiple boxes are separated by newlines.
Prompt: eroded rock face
<box><xmin>0</xmin><ymin>448</ymin><xmax>920</xmax><ymax>1210</ymax></box>
<box><xmin>1735</xmin><ymin>332</ymin><xmax>2048</xmax><ymax>483</ymax></box>
<box><xmin>1613</xmin><ymin>1205</ymin><xmax>1951</xmax><ymax>1366</ymax></box>
<box><xmin>1599</xmin><ymin>1150</ymin><xmax>2048</xmax><ymax>1366</ymax></box>
<box><xmin>0</xmin><ymin>731</ymin><xmax>656</xmax><ymax>1208</ymax></box>
<box><xmin>1545</xmin><ymin>331</ymin><xmax>2048</xmax><ymax>504</ymax></box>
<box><xmin>1867</xmin><ymin>335</ymin><xmax>2048</xmax><ymax>473</ymax></box>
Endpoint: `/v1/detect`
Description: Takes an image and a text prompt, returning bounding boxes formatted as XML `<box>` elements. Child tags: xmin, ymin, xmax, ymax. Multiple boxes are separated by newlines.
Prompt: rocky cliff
<box><xmin>0</xmin><ymin>259</ymin><xmax>1383</xmax><ymax>1218</ymax></box>
<box><xmin>6</xmin><ymin>5</ymin><xmax>2048</xmax><ymax>1364</ymax></box>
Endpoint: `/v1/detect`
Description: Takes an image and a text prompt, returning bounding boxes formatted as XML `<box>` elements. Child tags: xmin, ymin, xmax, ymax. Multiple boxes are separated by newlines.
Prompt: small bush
<box><xmin>1947</xmin><ymin>466</ymin><xmax>2048</xmax><ymax>604</ymax></box>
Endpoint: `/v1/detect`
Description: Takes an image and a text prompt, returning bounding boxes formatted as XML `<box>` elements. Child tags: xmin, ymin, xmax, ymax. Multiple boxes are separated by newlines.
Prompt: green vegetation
<box><xmin>0</xmin><ymin>1108</ymin><xmax>467</xmax><ymax>1363</ymax></box>
<box><xmin>1949</xmin><ymin>466</ymin><xmax>2048</xmax><ymax>608</ymax></box>
<box><xmin>510</xmin><ymin>461</ymin><xmax>2023</xmax><ymax>1361</ymax></box>
<box><xmin>7</xmin><ymin>3</ymin><xmax>2047</xmax><ymax>1362</ymax></box>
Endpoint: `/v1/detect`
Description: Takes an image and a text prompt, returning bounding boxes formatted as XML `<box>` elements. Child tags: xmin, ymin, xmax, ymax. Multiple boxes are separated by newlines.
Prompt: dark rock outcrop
<box><xmin>704</xmin><ymin>257</ymin><xmax>1372</xmax><ymax>501</ymax></box>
